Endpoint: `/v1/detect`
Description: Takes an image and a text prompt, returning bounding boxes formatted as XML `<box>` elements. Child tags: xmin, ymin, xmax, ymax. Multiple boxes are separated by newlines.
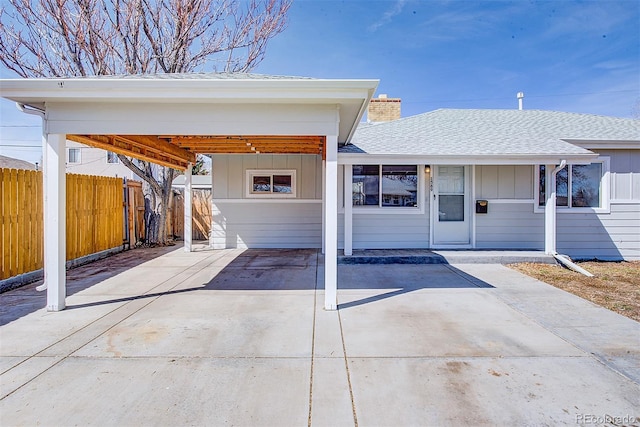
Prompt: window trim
<box><xmin>245</xmin><ymin>169</ymin><xmax>297</xmax><ymax>198</ymax></box>
<box><xmin>347</xmin><ymin>164</ymin><xmax>425</xmax><ymax>215</ymax></box>
<box><xmin>534</xmin><ymin>158</ymin><xmax>610</xmax><ymax>214</ymax></box>
<box><xmin>67</xmin><ymin>147</ymin><xmax>81</xmax><ymax>164</ymax></box>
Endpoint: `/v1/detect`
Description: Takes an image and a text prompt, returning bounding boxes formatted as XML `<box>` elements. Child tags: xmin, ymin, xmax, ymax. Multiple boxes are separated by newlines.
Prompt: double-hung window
<box><xmin>537</xmin><ymin>159</ymin><xmax>609</xmax><ymax>212</ymax></box>
<box><xmin>352</xmin><ymin>165</ymin><xmax>418</xmax><ymax>208</ymax></box>
<box><xmin>246</xmin><ymin>170</ymin><xmax>296</xmax><ymax>198</ymax></box>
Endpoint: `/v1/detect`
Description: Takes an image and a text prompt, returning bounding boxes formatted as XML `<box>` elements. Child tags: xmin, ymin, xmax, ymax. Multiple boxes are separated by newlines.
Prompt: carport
<box><xmin>0</xmin><ymin>74</ymin><xmax>378</xmax><ymax>312</ymax></box>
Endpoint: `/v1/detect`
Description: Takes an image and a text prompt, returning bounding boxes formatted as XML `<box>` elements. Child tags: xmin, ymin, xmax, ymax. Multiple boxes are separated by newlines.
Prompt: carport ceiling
<box><xmin>67</xmin><ymin>134</ymin><xmax>326</xmax><ymax>170</ymax></box>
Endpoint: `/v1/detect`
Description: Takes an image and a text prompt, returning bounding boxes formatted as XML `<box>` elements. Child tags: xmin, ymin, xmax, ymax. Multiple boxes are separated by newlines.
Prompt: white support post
<box><xmin>321</xmin><ymin>160</ymin><xmax>326</xmax><ymax>255</ymax></box>
<box><xmin>209</xmin><ymin>160</ymin><xmax>216</xmax><ymax>249</ymax></box>
<box><xmin>343</xmin><ymin>164</ymin><xmax>353</xmax><ymax>256</ymax></box>
<box><xmin>184</xmin><ymin>163</ymin><xmax>193</xmax><ymax>252</ymax></box>
<box><xmin>324</xmin><ymin>135</ymin><xmax>338</xmax><ymax>310</ymax></box>
<box><xmin>544</xmin><ymin>164</ymin><xmax>557</xmax><ymax>254</ymax></box>
<box><xmin>44</xmin><ymin>133</ymin><xmax>66</xmax><ymax>311</ymax></box>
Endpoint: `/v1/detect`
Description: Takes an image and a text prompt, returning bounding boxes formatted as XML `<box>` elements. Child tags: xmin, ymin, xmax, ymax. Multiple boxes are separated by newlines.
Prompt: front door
<box><xmin>432</xmin><ymin>165</ymin><xmax>471</xmax><ymax>246</ymax></box>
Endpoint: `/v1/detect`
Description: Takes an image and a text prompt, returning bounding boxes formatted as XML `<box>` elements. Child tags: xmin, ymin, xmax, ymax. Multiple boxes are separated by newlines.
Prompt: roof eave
<box><xmin>337</xmin><ymin>153</ymin><xmax>599</xmax><ymax>165</ymax></box>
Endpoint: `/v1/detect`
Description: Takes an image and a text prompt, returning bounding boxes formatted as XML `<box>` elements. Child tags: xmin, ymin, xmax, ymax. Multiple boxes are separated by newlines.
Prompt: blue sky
<box><xmin>1</xmin><ymin>0</ymin><xmax>639</xmax><ymax>164</ymax></box>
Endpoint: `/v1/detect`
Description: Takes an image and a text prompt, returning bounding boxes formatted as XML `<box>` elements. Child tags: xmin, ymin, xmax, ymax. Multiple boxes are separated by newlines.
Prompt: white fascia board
<box><xmin>0</xmin><ymin>78</ymin><xmax>379</xmax><ymax>104</ymax></box>
<box><xmin>563</xmin><ymin>139</ymin><xmax>640</xmax><ymax>149</ymax></box>
<box><xmin>337</xmin><ymin>153</ymin><xmax>599</xmax><ymax>165</ymax></box>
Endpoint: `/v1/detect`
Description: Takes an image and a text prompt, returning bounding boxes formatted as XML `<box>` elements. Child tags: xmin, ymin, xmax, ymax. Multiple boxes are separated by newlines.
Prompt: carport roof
<box><xmin>341</xmin><ymin>109</ymin><xmax>640</xmax><ymax>164</ymax></box>
<box><xmin>1</xmin><ymin>73</ymin><xmax>379</xmax><ymax>169</ymax></box>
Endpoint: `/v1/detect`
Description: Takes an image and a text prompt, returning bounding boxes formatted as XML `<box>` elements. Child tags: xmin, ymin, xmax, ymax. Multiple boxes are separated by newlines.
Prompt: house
<box><xmin>64</xmin><ymin>142</ymin><xmax>141</xmax><ymax>180</ymax></box>
<box><xmin>1</xmin><ymin>73</ymin><xmax>638</xmax><ymax>314</ymax></box>
<box><xmin>0</xmin><ymin>154</ymin><xmax>37</xmax><ymax>170</ymax></box>
<box><xmin>339</xmin><ymin>107</ymin><xmax>639</xmax><ymax>260</ymax></box>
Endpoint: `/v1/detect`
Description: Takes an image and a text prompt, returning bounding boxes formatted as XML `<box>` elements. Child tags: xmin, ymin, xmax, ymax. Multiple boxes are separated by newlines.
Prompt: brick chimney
<box><xmin>367</xmin><ymin>94</ymin><xmax>401</xmax><ymax>122</ymax></box>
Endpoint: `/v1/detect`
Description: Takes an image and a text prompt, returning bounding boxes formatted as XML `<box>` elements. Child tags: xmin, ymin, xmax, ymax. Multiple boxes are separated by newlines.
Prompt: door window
<box><xmin>438</xmin><ymin>166</ymin><xmax>465</xmax><ymax>222</ymax></box>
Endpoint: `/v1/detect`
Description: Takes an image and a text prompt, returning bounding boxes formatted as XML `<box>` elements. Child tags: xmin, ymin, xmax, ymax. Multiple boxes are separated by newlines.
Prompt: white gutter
<box><xmin>551</xmin><ymin>159</ymin><xmax>566</xmax><ymax>178</ymax></box>
<box><xmin>16</xmin><ymin>102</ymin><xmax>45</xmax><ymax>118</ymax></box>
<box><xmin>544</xmin><ymin>159</ymin><xmax>566</xmax><ymax>256</ymax></box>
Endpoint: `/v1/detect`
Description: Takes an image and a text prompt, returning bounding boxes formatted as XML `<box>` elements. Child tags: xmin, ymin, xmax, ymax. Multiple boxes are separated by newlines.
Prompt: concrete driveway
<box><xmin>1</xmin><ymin>246</ymin><xmax>638</xmax><ymax>426</ymax></box>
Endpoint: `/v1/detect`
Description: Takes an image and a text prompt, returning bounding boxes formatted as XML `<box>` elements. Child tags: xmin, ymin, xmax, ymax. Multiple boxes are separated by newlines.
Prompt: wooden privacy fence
<box><xmin>171</xmin><ymin>189</ymin><xmax>212</xmax><ymax>241</ymax></box>
<box><xmin>1</xmin><ymin>169</ymin><xmax>128</xmax><ymax>280</ymax></box>
<box><xmin>0</xmin><ymin>169</ymin><xmax>43</xmax><ymax>280</ymax></box>
<box><xmin>66</xmin><ymin>174</ymin><xmax>124</xmax><ymax>261</ymax></box>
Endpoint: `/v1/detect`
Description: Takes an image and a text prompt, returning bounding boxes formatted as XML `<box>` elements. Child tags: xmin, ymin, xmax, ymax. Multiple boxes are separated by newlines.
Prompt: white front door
<box><xmin>432</xmin><ymin>165</ymin><xmax>471</xmax><ymax>246</ymax></box>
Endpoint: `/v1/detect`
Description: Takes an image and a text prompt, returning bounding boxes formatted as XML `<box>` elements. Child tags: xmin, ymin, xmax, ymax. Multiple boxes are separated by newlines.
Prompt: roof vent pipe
<box><xmin>517</xmin><ymin>92</ymin><xmax>524</xmax><ymax>110</ymax></box>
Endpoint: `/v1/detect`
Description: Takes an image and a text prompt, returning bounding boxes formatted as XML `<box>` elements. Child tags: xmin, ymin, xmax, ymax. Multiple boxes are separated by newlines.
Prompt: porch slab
<box><xmin>1</xmin><ymin>247</ymin><xmax>638</xmax><ymax>426</ymax></box>
<box><xmin>339</xmin><ymin>249</ymin><xmax>556</xmax><ymax>265</ymax></box>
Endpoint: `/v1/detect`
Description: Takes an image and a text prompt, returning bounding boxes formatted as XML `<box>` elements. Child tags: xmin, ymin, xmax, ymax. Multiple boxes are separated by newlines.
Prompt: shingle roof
<box><xmin>342</xmin><ymin>109</ymin><xmax>640</xmax><ymax>156</ymax></box>
<box><xmin>0</xmin><ymin>155</ymin><xmax>37</xmax><ymax>170</ymax></box>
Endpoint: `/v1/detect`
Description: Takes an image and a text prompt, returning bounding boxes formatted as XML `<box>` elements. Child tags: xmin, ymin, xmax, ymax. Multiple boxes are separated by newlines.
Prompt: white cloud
<box><xmin>369</xmin><ymin>0</ymin><xmax>407</xmax><ymax>32</ymax></box>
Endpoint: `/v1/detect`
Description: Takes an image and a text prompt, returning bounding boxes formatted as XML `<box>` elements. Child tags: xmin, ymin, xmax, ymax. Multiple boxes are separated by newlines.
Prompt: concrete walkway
<box><xmin>1</xmin><ymin>246</ymin><xmax>638</xmax><ymax>426</ymax></box>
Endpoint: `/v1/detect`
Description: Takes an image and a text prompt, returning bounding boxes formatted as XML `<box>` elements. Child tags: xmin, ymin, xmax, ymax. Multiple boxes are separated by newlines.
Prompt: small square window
<box><xmin>247</xmin><ymin>170</ymin><xmax>296</xmax><ymax>198</ymax></box>
<box><xmin>68</xmin><ymin>148</ymin><xmax>80</xmax><ymax>164</ymax></box>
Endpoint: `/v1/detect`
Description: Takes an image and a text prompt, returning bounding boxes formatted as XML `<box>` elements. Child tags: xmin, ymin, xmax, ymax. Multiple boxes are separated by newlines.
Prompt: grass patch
<box><xmin>509</xmin><ymin>261</ymin><xmax>640</xmax><ymax>322</ymax></box>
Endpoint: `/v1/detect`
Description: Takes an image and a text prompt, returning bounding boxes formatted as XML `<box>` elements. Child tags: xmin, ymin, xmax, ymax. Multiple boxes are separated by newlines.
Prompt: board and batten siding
<box><xmin>211</xmin><ymin>154</ymin><xmax>322</xmax><ymax>248</ymax></box>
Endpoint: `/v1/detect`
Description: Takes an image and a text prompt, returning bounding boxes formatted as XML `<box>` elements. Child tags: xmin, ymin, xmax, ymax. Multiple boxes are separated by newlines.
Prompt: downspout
<box><xmin>16</xmin><ymin>103</ymin><xmax>50</xmax><ymax>290</ymax></box>
<box><xmin>546</xmin><ymin>159</ymin><xmax>594</xmax><ymax>277</ymax></box>
<box><xmin>553</xmin><ymin>253</ymin><xmax>594</xmax><ymax>277</ymax></box>
<box><xmin>545</xmin><ymin>159</ymin><xmax>566</xmax><ymax>255</ymax></box>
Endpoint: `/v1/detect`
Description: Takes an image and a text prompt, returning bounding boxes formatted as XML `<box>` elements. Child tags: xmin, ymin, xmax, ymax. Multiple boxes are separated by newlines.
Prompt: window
<box><xmin>438</xmin><ymin>166</ymin><xmax>465</xmax><ymax>221</ymax></box>
<box><xmin>353</xmin><ymin>165</ymin><xmax>418</xmax><ymax>208</ymax></box>
<box><xmin>67</xmin><ymin>148</ymin><xmax>80</xmax><ymax>164</ymax></box>
<box><xmin>106</xmin><ymin>151</ymin><xmax>119</xmax><ymax>164</ymax></box>
<box><xmin>538</xmin><ymin>160</ymin><xmax>608</xmax><ymax>210</ymax></box>
<box><xmin>246</xmin><ymin>170</ymin><xmax>296</xmax><ymax>198</ymax></box>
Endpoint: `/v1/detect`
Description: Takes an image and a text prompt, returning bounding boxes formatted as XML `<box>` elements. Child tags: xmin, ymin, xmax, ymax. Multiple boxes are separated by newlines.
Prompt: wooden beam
<box><xmin>67</xmin><ymin>134</ymin><xmax>190</xmax><ymax>170</ymax></box>
<box><xmin>114</xmin><ymin>135</ymin><xmax>195</xmax><ymax>164</ymax></box>
<box><xmin>170</xmin><ymin>135</ymin><xmax>326</xmax><ymax>153</ymax></box>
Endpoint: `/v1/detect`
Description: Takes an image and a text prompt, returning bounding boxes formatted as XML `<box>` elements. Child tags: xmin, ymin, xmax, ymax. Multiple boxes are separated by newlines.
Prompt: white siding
<box><xmin>338</xmin><ymin>211</ymin><xmax>430</xmax><ymax>249</ymax></box>
<box><xmin>211</xmin><ymin>154</ymin><xmax>323</xmax><ymax>248</ymax></box>
<box><xmin>475</xmin><ymin>202</ymin><xmax>544</xmax><ymax>249</ymax></box>
<box><xmin>211</xmin><ymin>201</ymin><xmax>321</xmax><ymax>248</ymax></box>
<box><xmin>557</xmin><ymin>202</ymin><xmax>640</xmax><ymax>260</ymax></box>
<box><xmin>475</xmin><ymin>201</ymin><xmax>640</xmax><ymax>260</ymax></box>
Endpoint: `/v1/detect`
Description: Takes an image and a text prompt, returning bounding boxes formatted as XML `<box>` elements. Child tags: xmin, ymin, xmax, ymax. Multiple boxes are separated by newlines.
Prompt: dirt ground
<box><xmin>509</xmin><ymin>261</ymin><xmax>640</xmax><ymax>322</ymax></box>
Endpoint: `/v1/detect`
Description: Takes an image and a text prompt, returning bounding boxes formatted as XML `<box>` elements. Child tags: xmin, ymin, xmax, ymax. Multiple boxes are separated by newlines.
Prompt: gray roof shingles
<box><xmin>343</xmin><ymin>109</ymin><xmax>640</xmax><ymax>156</ymax></box>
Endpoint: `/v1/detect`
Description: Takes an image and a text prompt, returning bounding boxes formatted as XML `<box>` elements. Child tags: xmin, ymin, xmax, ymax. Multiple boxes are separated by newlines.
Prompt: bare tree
<box><xmin>1</xmin><ymin>0</ymin><xmax>291</xmax><ymax>244</ymax></box>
